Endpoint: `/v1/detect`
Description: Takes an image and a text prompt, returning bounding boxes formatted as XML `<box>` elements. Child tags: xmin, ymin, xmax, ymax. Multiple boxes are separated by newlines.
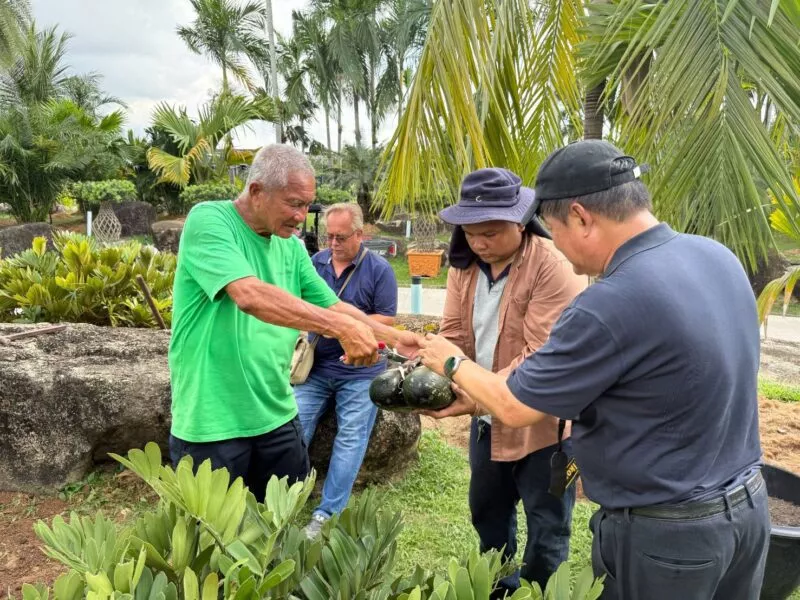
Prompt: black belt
<box><xmin>616</xmin><ymin>471</ymin><xmax>764</xmax><ymax>520</ymax></box>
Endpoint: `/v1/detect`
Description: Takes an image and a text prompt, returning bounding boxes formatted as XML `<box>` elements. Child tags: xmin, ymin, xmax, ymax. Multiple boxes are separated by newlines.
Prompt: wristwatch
<box><xmin>444</xmin><ymin>355</ymin><xmax>469</xmax><ymax>380</ymax></box>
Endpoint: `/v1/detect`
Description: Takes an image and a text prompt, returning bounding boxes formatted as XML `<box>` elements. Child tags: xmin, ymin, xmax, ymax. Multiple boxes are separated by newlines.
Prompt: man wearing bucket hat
<box><xmin>419</xmin><ymin>140</ymin><xmax>769</xmax><ymax>599</ymax></box>
<box><xmin>434</xmin><ymin>167</ymin><xmax>587</xmax><ymax>595</ymax></box>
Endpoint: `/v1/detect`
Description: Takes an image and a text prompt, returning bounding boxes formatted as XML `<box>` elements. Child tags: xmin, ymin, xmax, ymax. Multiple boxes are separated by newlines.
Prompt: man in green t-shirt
<box><xmin>169</xmin><ymin>144</ymin><xmax>418</xmax><ymax>501</ymax></box>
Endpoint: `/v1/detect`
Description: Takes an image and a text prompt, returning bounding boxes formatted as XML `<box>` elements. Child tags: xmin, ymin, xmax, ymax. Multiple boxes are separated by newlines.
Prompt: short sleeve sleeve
<box><xmin>506</xmin><ymin>307</ymin><xmax>625</xmax><ymax>419</ymax></box>
<box><xmin>371</xmin><ymin>260</ymin><xmax>398</xmax><ymax>316</ymax></box>
<box><xmin>180</xmin><ymin>204</ymin><xmax>256</xmax><ymax>301</ymax></box>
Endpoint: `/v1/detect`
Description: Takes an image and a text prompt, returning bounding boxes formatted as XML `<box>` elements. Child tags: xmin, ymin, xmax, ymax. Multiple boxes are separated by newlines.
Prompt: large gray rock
<box><xmin>152</xmin><ymin>220</ymin><xmax>184</xmax><ymax>254</ymax></box>
<box><xmin>0</xmin><ymin>322</ymin><xmax>172</xmax><ymax>493</ymax></box>
<box><xmin>0</xmin><ymin>322</ymin><xmax>420</xmax><ymax>493</ymax></box>
<box><xmin>0</xmin><ymin>223</ymin><xmax>55</xmax><ymax>258</ymax></box>
<box><xmin>112</xmin><ymin>201</ymin><xmax>157</xmax><ymax>237</ymax></box>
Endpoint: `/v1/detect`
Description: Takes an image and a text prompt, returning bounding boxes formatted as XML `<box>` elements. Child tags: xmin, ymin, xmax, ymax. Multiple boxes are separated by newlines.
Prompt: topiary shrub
<box><xmin>316</xmin><ymin>183</ymin><xmax>354</xmax><ymax>205</ymax></box>
<box><xmin>179</xmin><ymin>182</ymin><xmax>240</xmax><ymax>208</ymax></box>
<box><xmin>70</xmin><ymin>179</ymin><xmax>138</xmax><ymax>214</ymax></box>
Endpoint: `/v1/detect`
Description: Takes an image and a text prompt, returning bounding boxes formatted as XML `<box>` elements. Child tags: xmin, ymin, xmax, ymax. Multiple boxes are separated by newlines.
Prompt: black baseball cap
<box><xmin>535</xmin><ymin>140</ymin><xmax>649</xmax><ymax>202</ymax></box>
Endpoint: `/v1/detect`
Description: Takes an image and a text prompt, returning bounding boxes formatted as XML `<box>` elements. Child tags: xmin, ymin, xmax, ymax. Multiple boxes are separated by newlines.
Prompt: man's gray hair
<box><xmin>324</xmin><ymin>202</ymin><xmax>364</xmax><ymax>231</ymax></box>
<box><xmin>246</xmin><ymin>144</ymin><xmax>315</xmax><ymax>191</ymax></box>
<box><xmin>538</xmin><ymin>180</ymin><xmax>652</xmax><ymax>223</ymax></box>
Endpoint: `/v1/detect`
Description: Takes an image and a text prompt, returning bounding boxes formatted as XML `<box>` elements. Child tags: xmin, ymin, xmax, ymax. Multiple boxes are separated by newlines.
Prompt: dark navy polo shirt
<box><xmin>309</xmin><ymin>245</ymin><xmax>398</xmax><ymax>380</ymax></box>
<box><xmin>507</xmin><ymin>224</ymin><xmax>762</xmax><ymax>509</ymax></box>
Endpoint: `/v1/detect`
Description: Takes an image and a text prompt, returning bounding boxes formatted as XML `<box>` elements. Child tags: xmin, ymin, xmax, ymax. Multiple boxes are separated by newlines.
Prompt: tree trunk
<box><xmin>357</xmin><ymin>184</ymin><xmax>373</xmax><ymax>223</ymax></box>
<box><xmin>354</xmin><ymin>94</ymin><xmax>362</xmax><ymax>147</ymax></box>
<box><xmin>370</xmin><ymin>61</ymin><xmax>378</xmax><ymax>149</ymax></box>
<box><xmin>265</xmin><ymin>0</ymin><xmax>282</xmax><ymax>143</ymax></box>
<box><xmin>336</xmin><ymin>92</ymin><xmax>343</xmax><ymax>154</ymax></box>
<box><xmin>583</xmin><ymin>81</ymin><xmax>605</xmax><ymax>140</ymax></box>
<box><xmin>324</xmin><ymin>105</ymin><xmax>332</xmax><ymax>154</ymax></box>
<box><xmin>222</xmin><ymin>64</ymin><xmax>229</xmax><ymax>95</ymax></box>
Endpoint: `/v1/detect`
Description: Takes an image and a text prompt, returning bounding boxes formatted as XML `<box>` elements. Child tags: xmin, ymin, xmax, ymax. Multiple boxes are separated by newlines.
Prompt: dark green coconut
<box><xmin>401</xmin><ymin>366</ymin><xmax>455</xmax><ymax>410</ymax></box>
<box><xmin>369</xmin><ymin>367</ymin><xmax>412</xmax><ymax>412</ymax></box>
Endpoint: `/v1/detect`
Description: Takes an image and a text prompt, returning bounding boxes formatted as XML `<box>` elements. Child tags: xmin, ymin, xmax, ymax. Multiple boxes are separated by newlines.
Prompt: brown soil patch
<box><xmin>0</xmin><ymin>470</ymin><xmax>156</xmax><ymax>596</ymax></box>
<box><xmin>769</xmin><ymin>497</ymin><xmax>800</xmax><ymax>527</ymax></box>
<box><xmin>0</xmin><ymin>493</ymin><xmax>68</xmax><ymax>595</ymax></box>
<box><xmin>759</xmin><ymin>397</ymin><xmax>800</xmax><ymax>474</ymax></box>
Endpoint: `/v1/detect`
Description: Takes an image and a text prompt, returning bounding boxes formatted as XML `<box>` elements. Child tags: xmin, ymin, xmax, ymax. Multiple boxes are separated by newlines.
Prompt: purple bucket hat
<box><xmin>439</xmin><ymin>167</ymin><xmax>538</xmax><ymax>225</ymax></box>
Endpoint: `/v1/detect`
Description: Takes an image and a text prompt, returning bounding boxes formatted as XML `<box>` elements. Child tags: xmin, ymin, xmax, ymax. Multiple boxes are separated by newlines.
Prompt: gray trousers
<box><xmin>591</xmin><ymin>477</ymin><xmax>770</xmax><ymax>600</ymax></box>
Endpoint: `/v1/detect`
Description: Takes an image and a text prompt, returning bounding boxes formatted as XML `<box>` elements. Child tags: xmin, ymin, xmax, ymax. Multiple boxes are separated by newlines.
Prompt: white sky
<box><xmin>32</xmin><ymin>0</ymin><xmax>397</xmax><ymax>149</ymax></box>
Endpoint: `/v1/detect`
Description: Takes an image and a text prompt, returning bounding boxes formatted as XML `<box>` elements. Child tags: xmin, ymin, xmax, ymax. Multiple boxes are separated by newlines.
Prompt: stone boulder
<box><xmin>152</xmin><ymin>220</ymin><xmax>184</xmax><ymax>255</ymax></box>
<box><xmin>0</xmin><ymin>323</ymin><xmax>172</xmax><ymax>493</ymax></box>
<box><xmin>112</xmin><ymin>201</ymin><xmax>157</xmax><ymax>237</ymax></box>
<box><xmin>0</xmin><ymin>322</ymin><xmax>420</xmax><ymax>494</ymax></box>
<box><xmin>0</xmin><ymin>223</ymin><xmax>55</xmax><ymax>258</ymax></box>
<box><xmin>308</xmin><ymin>408</ymin><xmax>421</xmax><ymax>487</ymax></box>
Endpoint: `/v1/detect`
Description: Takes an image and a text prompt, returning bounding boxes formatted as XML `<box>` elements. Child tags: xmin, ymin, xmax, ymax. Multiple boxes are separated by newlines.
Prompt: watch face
<box><xmin>445</xmin><ymin>356</ymin><xmax>459</xmax><ymax>378</ymax></box>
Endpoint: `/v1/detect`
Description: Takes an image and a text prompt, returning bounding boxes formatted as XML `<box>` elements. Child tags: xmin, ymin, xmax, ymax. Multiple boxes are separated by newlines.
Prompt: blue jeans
<box><xmin>469</xmin><ymin>418</ymin><xmax>575</xmax><ymax>596</ymax></box>
<box><xmin>295</xmin><ymin>373</ymin><xmax>378</xmax><ymax>517</ymax></box>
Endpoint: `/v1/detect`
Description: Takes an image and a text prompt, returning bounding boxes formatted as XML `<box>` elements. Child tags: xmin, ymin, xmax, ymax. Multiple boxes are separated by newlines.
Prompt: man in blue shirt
<box><xmin>295</xmin><ymin>202</ymin><xmax>398</xmax><ymax>538</ymax></box>
<box><xmin>418</xmin><ymin>140</ymin><xmax>770</xmax><ymax>599</ymax></box>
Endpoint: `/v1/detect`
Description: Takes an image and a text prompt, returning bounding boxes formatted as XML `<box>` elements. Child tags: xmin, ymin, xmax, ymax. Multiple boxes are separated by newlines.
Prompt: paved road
<box><xmin>397</xmin><ymin>287</ymin><xmax>800</xmax><ymax>344</ymax></box>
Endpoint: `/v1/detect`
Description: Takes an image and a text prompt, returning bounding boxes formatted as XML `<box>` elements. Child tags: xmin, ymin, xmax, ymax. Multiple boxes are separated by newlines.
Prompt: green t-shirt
<box><xmin>169</xmin><ymin>201</ymin><xmax>339</xmax><ymax>442</ymax></box>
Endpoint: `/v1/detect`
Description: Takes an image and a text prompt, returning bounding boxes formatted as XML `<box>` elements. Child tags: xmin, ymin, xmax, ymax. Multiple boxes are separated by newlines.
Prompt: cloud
<box><xmin>31</xmin><ymin>0</ymin><xmax>397</xmax><ymax>149</ymax></box>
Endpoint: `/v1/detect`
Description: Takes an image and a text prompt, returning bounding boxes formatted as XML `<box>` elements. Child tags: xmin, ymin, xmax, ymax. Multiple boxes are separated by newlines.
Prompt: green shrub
<box><xmin>316</xmin><ymin>183</ymin><xmax>353</xmax><ymax>205</ymax></box>
<box><xmin>179</xmin><ymin>182</ymin><xmax>240</xmax><ymax>207</ymax></box>
<box><xmin>17</xmin><ymin>442</ymin><xmax>604</xmax><ymax>600</ymax></box>
<box><xmin>0</xmin><ymin>233</ymin><xmax>174</xmax><ymax>328</ymax></box>
<box><xmin>70</xmin><ymin>179</ymin><xmax>138</xmax><ymax>213</ymax></box>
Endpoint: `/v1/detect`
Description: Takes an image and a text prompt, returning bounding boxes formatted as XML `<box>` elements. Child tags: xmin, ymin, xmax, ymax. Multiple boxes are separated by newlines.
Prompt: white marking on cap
<box><xmin>633</xmin><ymin>166</ymin><xmax>641</xmax><ymax>178</ymax></box>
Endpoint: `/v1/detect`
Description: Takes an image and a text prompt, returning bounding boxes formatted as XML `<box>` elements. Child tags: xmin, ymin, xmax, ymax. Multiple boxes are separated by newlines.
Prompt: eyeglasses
<box><xmin>326</xmin><ymin>231</ymin><xmax>358</xmax><ymax>244</ymax></box>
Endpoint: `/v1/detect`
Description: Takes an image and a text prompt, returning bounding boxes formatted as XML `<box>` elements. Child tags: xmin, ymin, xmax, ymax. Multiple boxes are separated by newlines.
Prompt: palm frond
<box><xmin>146</xmin><ymin>146</ymin><xmax>193</xmax><ymax>187</ymax></box>
<box><xmin>590</xmin><ymin>0</ymin><xmax>800</xmax><ymax>268</ymax></box>
<box><xmin>376</xmin><ymin>0</ymin><xmax>584</xmax><ymax>217</ymax></box>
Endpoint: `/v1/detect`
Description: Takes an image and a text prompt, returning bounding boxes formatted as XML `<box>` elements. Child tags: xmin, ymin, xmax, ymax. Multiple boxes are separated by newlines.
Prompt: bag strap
<box><xmin>336</xmin><ymin>246</ymin><xmax>369</xmax><ymax>298</ymax></box>
<box><xmin>309</xmin><ymin>247</ymin><xmax>369</xmax><ymax>349</ymax></box>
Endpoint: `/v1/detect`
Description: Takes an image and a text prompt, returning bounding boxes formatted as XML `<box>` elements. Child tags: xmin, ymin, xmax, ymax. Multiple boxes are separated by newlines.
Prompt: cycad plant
<box><xmin>16</xmin><ymin>441</ymin><xmax>604</xmax><ymax>600</ymax></box>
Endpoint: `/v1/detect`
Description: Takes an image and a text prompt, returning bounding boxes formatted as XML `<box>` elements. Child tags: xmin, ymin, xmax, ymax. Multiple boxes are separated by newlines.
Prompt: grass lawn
<box><xmin>759</xmin><ymin>378</ymin><xmax>800</xmax><ymax>403</ymax></box>
<box><xmin>388</xmin><ymin>256</ymin><xmax>449</xmax><ymax>288</ymax></box>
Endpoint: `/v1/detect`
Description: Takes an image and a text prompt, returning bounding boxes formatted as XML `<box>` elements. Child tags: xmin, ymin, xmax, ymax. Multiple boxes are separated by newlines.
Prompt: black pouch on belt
<box><xmin>548</xmin><ymin>419</ymin><xmax>579</xmax><ymax>498</ymax></box>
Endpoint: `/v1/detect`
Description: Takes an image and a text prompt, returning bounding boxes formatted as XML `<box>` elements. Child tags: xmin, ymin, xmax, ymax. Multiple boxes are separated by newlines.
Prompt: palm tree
<box><xmin>177</xmin><ymin>0</ymin><xmax>267</xmax><ymax>93</ymax></box>
<box><xmin>61</xmin><ymin>72</ymin><xmax>125</xmax><ymax>118</ymax></box>
<box><xmin>312</xmin><ymin>0</ymin><xmax>374</xmax><ymax>148</ymax></box>
<box><xmin>0</xmin><ymin>23</ymin><xmax>71</xmax><ymax>107</ymax></box>
<box><xmin>293</xmin><ymin>10</ymin><xmax>339</xmax><ymax>154</ymax></box>
<box><xmin>0</xmin><ymin>99</ymin><xmax>115</xmax><ymax>222</ymax></box>
<box><xmin>146</xmin><ymin>93</ymin><xmax>276</xmax><ymax>188</ymax></box>
<box><xmin>380</xmin><ymin>0</ymin><xmax>430</xmax><ymax>124</ymax></box>
<box><xmin>0</xmin><ymin>0</ymin><xmax>30</xmax><ymax>65</ymax></box>
<box><xmin>378</xmin><ymin>0</ymin><xmax>800</xmax><ymax>269</ymax></box>
<box><xmin>334</xmin><ymin>144</ymin><xmax>382</xmax><ymax>221</ymax></box>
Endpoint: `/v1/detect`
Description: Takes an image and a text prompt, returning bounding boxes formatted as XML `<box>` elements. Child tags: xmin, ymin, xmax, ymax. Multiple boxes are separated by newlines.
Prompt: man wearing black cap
<box><xmin>419</xmin><ymin>140</ymin><xmax>769</xmax><ymax>599</ymax></box>
<box><xmin>434</xmin><ymin>167</ymin><xmax>586</xmax><ymax>595</ymax></box>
